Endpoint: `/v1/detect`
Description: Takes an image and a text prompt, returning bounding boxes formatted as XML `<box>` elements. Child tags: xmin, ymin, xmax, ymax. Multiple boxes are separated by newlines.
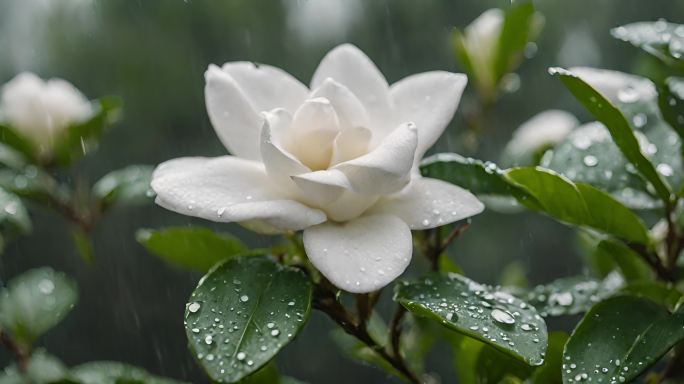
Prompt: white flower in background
<box><xmin>462</xmin><ymin>9</ymin><xmax>504</xmax><ymax>90</ymax></box>
<box><xmin>285</xmin><ymin>0</ymin><xmax>363</xmax><ymax>46</ymax></box>
<box><xmin>0</xmin><ymin>72</ymin><xmax>92</xmax><ymax>156</ymax></box>
<box><xmin>504</xmin><ymin>110</ymin><xmax>579</xmax><ymax>164</ymax></box>
<box><xmin>568</xmin><ymin>67</ymin><xmax>657</xmax><ymax>104</ymax></box>
<box><xmin>152</xmin><ymin>44</ymin><xmax>484</xmax><ymax>293</ymax></box>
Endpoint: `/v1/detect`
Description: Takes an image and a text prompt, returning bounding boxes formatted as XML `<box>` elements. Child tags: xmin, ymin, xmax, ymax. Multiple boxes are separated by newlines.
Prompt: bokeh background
<box><xmin>0</xmin><ymin>0</ymin><xmax>682</xmax><ymax>382</ymax></box>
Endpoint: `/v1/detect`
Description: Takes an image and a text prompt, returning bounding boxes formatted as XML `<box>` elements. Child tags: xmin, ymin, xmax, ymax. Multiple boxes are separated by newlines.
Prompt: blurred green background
<box><xmin>0</xmin><ymin>0</ymin><xmax>682</xmax><ymax>382</ymax></box>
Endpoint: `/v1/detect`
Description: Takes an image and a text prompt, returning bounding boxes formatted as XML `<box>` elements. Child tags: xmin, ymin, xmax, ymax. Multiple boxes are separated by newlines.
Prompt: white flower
<box><xmin>462</xmin><ymin>9</ymin><xmax>504</xmax><ymax>90</ymax></box>
<box><xmin>152</xmin><ymin>44</ymin><xmax>484</xmax><ymax>293</ymax></box>
<box><xmin>0</xmin><ymin>72</ymin><xmax>92</xmax><ymax>156</ymax></box>
<box><xmin>504</xmin><ymin>110</ymin><xmax>579</xmax><ymax>163</ymax></box>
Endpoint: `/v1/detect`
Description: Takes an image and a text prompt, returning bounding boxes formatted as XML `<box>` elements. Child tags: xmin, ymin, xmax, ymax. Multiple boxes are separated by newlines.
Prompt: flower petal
<box><xmin>291</xmin><ymin>169</ymin><xmax>349</xmax><ymax>206</ymax></box>
<box><xmin>222</xmin><ymin>61</ymin><xmax>309</xmax><ymax>113</ymax></box>
<box><xmin>390</xmin><ymin>71</ymin><xmax>468</xmax><ymax>162</ymax></box>
<box><xmin>151</xmin><ymin>156</ymin><xmax>326</xmax><ymax>232</ymax></box>
<box><xmin>310</xmin><ymin>78</ymin><xmax>369</xmax><ymax>130</ymax></box>
<box><xmin>205</xmin><ymin>65</ymin><xmax>263</xmax><ymax>160</ymax></box>
<box><xmin>367</xmin><ymin>177</ymin><xmax>485</xmax><ymax>229</ymax></box>
<box><xmin>260</xmin><ymin>109</ymin><xmax>310</xmax><ymax>187</ymax></box>
<box><xmin>303</xmin><ymin>214</ymin><xmax>412</xmax><ymax>293</ymax></box>
<box><xmin>288</xmin><ymin>97</ymin><xmax>340</xmax><ymax>170</ymax></box>
<box><xmin>330</xmin><ymin>126</ymin><xmax>372</xmax><ymax>166</ymax></box>
<box><xmin>333</xmin><ymin>122</ymin><xmax>417</xmax><ymax>195</ymax></box>
<box><xmin>311</xmin><ymin>44</ymin><xmax>391</xmax><ymax>137</ymax></box>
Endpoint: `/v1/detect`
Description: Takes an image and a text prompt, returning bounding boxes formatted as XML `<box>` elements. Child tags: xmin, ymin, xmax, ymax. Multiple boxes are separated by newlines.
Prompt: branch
<box><xmin>0</xmin><ymin>330</ymin><xmax>29</xmax><ymax>372</ymax></box>
<box><xmin>627</xmin><ymin>242</ymin><xmax>676</xmax><ymax>282</ymax></box>
<box><xmin>390</xmin><ymin>305</ymin><xmax>407</xmax><ymax>362</ymax></box>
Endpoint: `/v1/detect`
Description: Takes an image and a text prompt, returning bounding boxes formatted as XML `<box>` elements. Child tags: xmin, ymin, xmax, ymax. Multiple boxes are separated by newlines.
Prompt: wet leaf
<box><xmin>70</xmin><ymin>361</ymin><xmax>187</xmax><ymax>384</ymax></box>
<box><xmin>563</xmin><ymin>296</ymin><xmax>684</xmax><ymax>383</ymax></box>
<box><xmin>528</xmin><ymin>332</ymin><xmax>568</xmax><ymax>384</ymax></box>
<box><xmin>0</xmin><ymin>268</ymin><xmax>77</xmax><ymax>346</ymax></box>
<box><xmin>612</xmin><ymin>21</ymin><xmax>684</xmax><ymax>71</ymax></box>
<box><xmin>136</xmin><ymin>227</ymin><xmax>249</xmax><ymax>272</ymax></box>
<box><xmin>0</xmin><ymin>124</ymin><xmax>37</xmax><ymax>162</ymax></box>
<box><xmin>621</xmin><ymin>281</ymin><xmax>683</xmax><ymax>310</ymax></box>
<box><xmin>659</xmin><ymin>76</ymin><xmax>684</xmax><ymax>141</ymax></box>
<box><xmin>0</xmin><ymin>166</ymin><xmax>58</xmax><ymax>204</ymax></box>
<box><xmin>550</xmin><ymin>67</ymin><xmax>673</xmax><ymax>205</ymax></box>
<box><xmin>93</xmin><ymin>165</ymin><xmax>154</xmax><ymax>207</ymax></box>
<box><xmin>0</xmin><ymin>349</ymin><xmax>70</xmax><ymax>384</ymax></box>
<box><xmin>184</xmin><ymin>257</ymin><xmax>312</xmax><ymax>383</ymax></box>
<box><xmin>495</xmin><ymin>1</ymin><xmax>541</xmax><ymax>82</ymax></box>
<box><xmin>505</xmin><ymin>167</ymin><xmax>651</xmax><ymax>244</ymax></box>
<box><xmin>394</xmin><ymin>273</ymin><xmax>547</xmax><ymax>366</ymax></box>
<box><xmin>524</xmin><ymin>274</ymin><xmax>622</xmax><ymax>317</ymax></box>
<box><xmin>0</xmin><ymin>187</ymin><xmax>31</xmax><ymax>236</ymax></box>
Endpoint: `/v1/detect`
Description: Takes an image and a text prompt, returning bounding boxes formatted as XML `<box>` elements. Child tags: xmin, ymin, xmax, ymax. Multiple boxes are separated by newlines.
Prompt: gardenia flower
<box><xmin>503</xmin><ymin>110</ymin><xmax>579</xmax><ymax>165</ymax></box>
<box><xmin>0</xmin><ymin>72</ymin><xmax>92</xmax><ymax>157</ymax></box>
<box><xmin>152</xmin><ymin>44</ymin><xmax>484</xmax><ymax>293</ymax></box>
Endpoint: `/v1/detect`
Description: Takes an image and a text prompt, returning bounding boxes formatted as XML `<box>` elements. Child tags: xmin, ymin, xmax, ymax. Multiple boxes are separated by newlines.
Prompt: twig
<box><xmin>355</xmin><ymin>293</ymin><xmax>371</xmax><ymax>330</ymax></box>
<box><xmin>0</xmin><ymin>330</ymin><xmax>29</xmax><ymax>372</ymax></box>
<box><xmin>423</xmin><ymin>221</ymin><xmax>471</xmax><ymax>271</ymax></box>
<box><xmin>390</xmin><ymin>305</ymin><xmax>407</xmax><ymax>362</ymax></box>
<box><xmin>313</xmin><ymin>283</ymin><xmax>421</xmax><ymax>384</ymax></box>
<box><xmin>627</xmin><ymin>243</ymin><xmax>676</xmax><ymax>282</ymax></box>
<box><xmin>437</xmin><ymin>221</ymin><xmax>471</xmax><ymax>256</ymax></box>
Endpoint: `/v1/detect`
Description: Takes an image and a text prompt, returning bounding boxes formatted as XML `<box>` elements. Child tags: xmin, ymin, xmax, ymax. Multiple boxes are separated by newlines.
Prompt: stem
<box><xmin>423</xmin><ymin>221</ymin><xmax>471</xmax><ymax>272</ymax></box>
<box><xmin>0</xmin><ymin>330</ymin><xmax>29</xmax><ymax>372</ymax></box>
<box><xmin>628</xmin><ymin>243</ymin><xmax>676</xmax><ymax>282</ymax></box>
<box><xmin>390</xmin><ymin>305</ymin><xmax>408</xmax><ymax>363</ymax></box>
<box><xmin>313</xmin><ymin>283</ymin><xmax>421</xmax><ymax>384</ymax></box>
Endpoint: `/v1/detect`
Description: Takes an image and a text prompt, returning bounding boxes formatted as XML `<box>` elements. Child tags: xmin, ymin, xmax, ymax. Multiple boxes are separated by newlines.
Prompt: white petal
<box><xmin>390</xmin><ymin>71</ymin><xmax>467</xmax><ymax>162</ymax></box>
<box><xmin>151</xmin><ymin>156</ymin><xmax>326</xmax><ymax>232</ymax></box>
<box><xmin>204</xmin><ymin>65</ymin><xmax>262</xmax><ymax>160</ymax></box>
<box><xmin>323</xmin><ymin>191</ymin><xmax>379</xmax><ymax>222</ymax></box>
<box><xmin>333</xmin><ymin>122</ymin><xmax>417</xmax><ymax>195</ymax></box>
<box><xmin>303</xmin><ymin>214</ymin><xmax>412</xmax><ymax>293</ymax></box>
<box><xmin>311</xmin><ymin>44</ymin><xmax>391</xmax><ymax>136</ymax></box>
<box><xmin>291</xmin><ymin>169</ymin><xmax>349</xmax><ymax>206</ymax></box>
<box><xmin>310</xmin><ymin>78</ymin><xmax>369</xmax><ymax>130</ymax></box>
<box><xmin>260</xmin><ymin>110</ymin><xmax>309</xmax><ymax>187</ymax></box>
<box><xmin>505</xmin><ymin>110</ymin><xmax>579</xmax><ymax>157</ymax></box>
<box><xmin>288</xmin><ymin>98</ymin><xmax>340</xmax><ymax>170</ymax></box>
<box><xmin>330</xmin><ymin>126</ymin><xmax>372</xmax><ymax>166</ymax></box>
<box><xmin>568</xmin><ymin>67</ymin><xmax>657</xmax><ymax>103</ymax></box>
<box><xmin>367</xmin><ymin>177</ymin><xmax>485</xmax><ymax>229</ymax></box>
<box><xmin>222</xmin><ymin>62</ymin><xmax>309</xmax><ymax>113</ymax></box>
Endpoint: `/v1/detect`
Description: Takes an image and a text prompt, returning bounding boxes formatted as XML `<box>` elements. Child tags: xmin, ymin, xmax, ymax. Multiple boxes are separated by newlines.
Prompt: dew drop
<box><xmin>240</xmin><ymin>295</ymin><xmax>249</xmax><ymax>302</ymax></box>
<box><xmin>490</xmin><ymin>308</ymin><xmax>516</xmax><ymax>325</ymax></box>
<box><xmin>188</xmin><ymin>302</ymin><xmax>201</xmax><ymax>313</ymax></box>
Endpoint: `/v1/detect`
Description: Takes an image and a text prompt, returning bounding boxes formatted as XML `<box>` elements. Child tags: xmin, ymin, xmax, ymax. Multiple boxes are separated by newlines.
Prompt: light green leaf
<box><xmin>494</xmin><ymin>1</ymin><xmax>541</xmax><ymax>82</ymax></box>
<box><xmin>185</xmin><ymin>257</ymin><xmax>312</xmax><ymax>383</ymax></box>
<box><xmin>550</xmin><ymin>67</ymin><xmax>673</xmax><ymax>205</ymax></box>
<box><xmin>563</xmin><ymin>296</ymin><xmax>684</xmax><ymax>383</ymax></box>
<box><xmin>136</xmin><ymin>227</ymin><xmax>248</xmax><ymax>272</ymax></box>
<box><xmin>0</xmin><ymin>268</ymin><xmax>77</xmax><ymax>346</ymax></box>
<box><xmin>0</xmin><ymin>187</ymin><xmax>31</xmax><ymax>235</ymax></box>
<box><xmin>394</xmin><ymin>273</ymin><xmax>547</xmax><ymax>366</ymax></box>
<box><xmin>70</xmin><ymin>361</ymin><xmax>188</xmax><ymax>384</ymax></box>
<box><xmin>0</xmin><ymin>124</ymin><xmax>38</xmax><ymax>163</ymax></box>
<box><xmin>505</xmin><ymin>167</ymin><xmax>651</xmax><ymax>244</ymax></box>
<box><xmin>93</xmin><ymin>165</ymin><xmax>154</xmax><ymax>207</ymax></box>
<box><xmin>612</xmin><ymin>21</ymin><xmax>684</xmax><ymax>71</ymax></box>
<box><xmin>524</xmin><ymin>274</ymin><xmax>622</xmax><ymax>317</ymax></box>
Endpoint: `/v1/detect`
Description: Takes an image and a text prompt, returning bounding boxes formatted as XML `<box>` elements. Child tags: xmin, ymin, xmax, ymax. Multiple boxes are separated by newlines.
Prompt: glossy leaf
<box><xmin>0</xmin><ymin>268</ymin><xmax>77</xmax><ymax>346</ymax></box>
<box><xmin>0</xmin><ymin>349</ymin><xmax>70</xmax><ymax>384</ymax></box>
<box><xmin>505</xmin><ymin>167</ymin><xmax>651</xmax><ymax>244</ymax></box>
<box><xmin>528</xmin><ymin>332</ymin><xmax>568</xmax><ymax>384</ymax></box>
<box><xmin>52</xmin><ymin>96</ymin><xmax>122</xmax><ymax>165</ymax></box>
<box><xmin>0</xmin><ymin>124</ymin><xmax>37</xmax><ymax>162</ymax></box>
<box><xmin>70</xmin><ymin>361</ymin><xmax>188</xmax><ymax>384</ymax></box>
<box><xmin>659</xmin><ymin>76</ymin><xmax>684</xmax><ymax>140</ymax></box>
<box><xmin>621</xmin><ymin>281</ymin><xmax>682</xmax><ymax>310</ymax></box>
<box><xmin>612</xmin><ymin>21</ymin><xmax>684</xmax><ymax>71</ymax></box>
<box><xmin>0</xmin><ymin>187</ymin><xmax>31</xmax><ymax>235</ymax></box>
<box><xmin>524</xmin><ymin>274</ymin><xmax>622</xmax><ymax>317</ymax></box>
<box><xmin>563</xmin><ymin>296</ymin><xmax>684</xmax><ymax>383</ymax></box>
<box><xmin>550</xmin><ymin>67</ymin><xmax>673</xmax><ymax>205</ymax></box>
<box><xmin>136</xmin><ymin>227</ymin><xmax>248</xmax><ymax>272</ymax></box>
<box><xmin>93</xmin><ymin>165</ymin><xmax>154</xmax><ymax>206</ymax></box>
<box><xmin>0</xmin><ymin>166</ymin><xmax>58</xmax><ymax>204</ymax></box>
<box><xmin>494</xmin><ymin>1</ymin><xmax>539</xmax><ymax>81</ymax></box>
<box><xmin>184</xmin><ymin>257</ymin><xmax>312</xmax><ymax>383</ymax></box>
<box><xmin>394</xmin><ymin>273</ymin><xmax>547</xmax><ymax>366</ymax></box>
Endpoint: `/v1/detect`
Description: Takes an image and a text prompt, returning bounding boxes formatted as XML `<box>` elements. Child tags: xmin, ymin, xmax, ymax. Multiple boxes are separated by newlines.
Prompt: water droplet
<box><xmin>188</xmin><ymin>302</ymin><xmax>201</xmax><ymax>313</ymax></box>
<box><xmin>617</xmin><ymin>87</ymin><xmax>639</xmax><ymax>103</ymax></box>
<box><xmin>271</xmin><ymin>329</ymin><xmax>280</xmax><ymax>336</ymax></box>
<box><xmin>237</xmin><ymin>352</ymin><xmax>246</xmax><ymax>361</ymax></box>
<box><xmin>240</xmin><ymin>295</ymin><xmax>249</xmax><ymax>302</ymax></box>
<box><xmin>38</xmin><ymin>279</ymin><xmax>55</xmax><ymax>294</ymax></box>
<box><xmin>583</xmin><ymin>155</ymin><xmax>598</xmax><ymax>167</ymax></box>
<box><xmin>267</xmin><ymin>322</ymin><xmax>275</xmax><ymax>329</ymax></box>
<box><xmin>657</xmin><ymin>163</ymin><xmax>673</xmax><ymax>177</ymax></box>
<box><xmin>632</xmin><ymin>113</ymin><xmax>647</xmax><ymax>128</ymax></box>
<box><xmin>204</xmin><ymin>335</ymin><xmax>213</xmax><ymax>345</ymax></box>
<box><xmin>490</xmin><ymin>308</ymin><xmax>516</xmax><ymax>325</ymax></box>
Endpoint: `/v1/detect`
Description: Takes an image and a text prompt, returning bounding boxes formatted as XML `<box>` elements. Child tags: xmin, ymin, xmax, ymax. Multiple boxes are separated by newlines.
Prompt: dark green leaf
<box><xmin>52</xmin><ymin>96</ymin><xmax>122</xmax><ymax>165</ymax></box>
<box><xmin>0</xmin><ymin>268</ymin><xmax>77</xmax><ymax>346</ymax></box>
<box><xmin>0</xmin><ymin>124</ymin><xmax>37</xmax><ymax>162</ymax></box>
<box><xmin>528</xmin><ymin>332</ymin><xmax>568</xmax><ymax>384</ymax></box>
<box><xmin>595</xmin><ymin>238</ymin><xmax>653</xmax><ymax>282</ymax></box>
<box><xmin>505</xmin><ymin>167</ymin><xmax>651</xmax><ymax>244</ymax></box>
<box><xmin>494</xmin><ymin>1</ymin><xmax>539</xmax><ymax>82</ymax></box>
<box><xmin>0</xmin><ymin>349</ymin><xmax>70</xmax><ymax>384</ymax></box>
<box><xmin>0</xmin><ymin>166</ymin><xmax>59</xmax><ymax>203</ymax></box>
<box><xmin>475</xmin><ymin>342</ymin><xmax>534</xmax><ymax>383</ymax></box>
<box><xmin>525</xmin><ymin>274</ymin><xmax>622</xmax><ymax>317</ymax></box>
<box><xmin>395</xmin><ymin>273</ymin><xmax>547</xmax><ymax>366</ymax></box>
<box><xmin>621</xmin><ymin>281</ymin><xmax>682</xmax><ymax>310</ymax></box>
<box><xmin>0</xmin><ymin>143</ymin><xmax>27</xmax><ymax>170</ymax></box>
<box><xmin>0</xmin><ymin>187</ymin><xmax>31</xmax><ymax>235</ymax></box>
<box><xmin>185</xmin><ymin>257</ymin><xmax>312</xmax><ymax>383</ymax></box>
<box><xmin>136</xmin><ymin>227</ymin><xmax>248</xmax><ymax>272</ymax></box>
<box><xmin>563</xmin><ymin>296</ymin><xmax>684</xmax><ymax>383</ymax></box>
<box><xmin>550</xmin><ymin>67</ymin><xmax>673</xmax><ymax>204</ymax></box>
<box><xmin>238</xmin><ymin>363</ymin><xmax>279</xmax><ymax>384</ymax></box>
<box><xmin>70</xmin><ymin>361</ymin><xmax>187</xmax><ymax>384</ymax></box>
<box><xmin>93</xmin><ymin>165</ymin><xmax>154</xmax><ymax>206</ymax></box>
<box><xmin>71</xmin><ymin>227</ymin><xmax>94</xmax><ymax>263</ymax></box>
<box><xmin>612</xmin><ymin>21</ymin><xmax>684</xmax><ymax>71</ymax></box>
<box><xmin>659</xmin><ymin>77</ymin><xmax>684</xmax><ymax>140</ymax></box>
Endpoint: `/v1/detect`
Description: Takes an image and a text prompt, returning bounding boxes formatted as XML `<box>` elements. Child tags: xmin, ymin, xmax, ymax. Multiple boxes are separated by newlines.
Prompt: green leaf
<box><xmin>528</xmin><ymin>332</ymin><xmax>568</xmax><ymax>384</ymax></box>
<box><xmin>420</xmin><ymin>153</ymin><xmax>532</xmax><ymax>212</ymax></box>
<box><xmin>71</xmin><ymin>227</ymin><xmax>94</xmax><ymax>263</ymax></box>
<box><xmin>93</xmin><ymin>165</ymin><xmax>154</xmax><ymax>207</ymax></box>
<box><xmin>185</xmin><ymin>256</ymin><xmax>312</xmax><ymax>383</ymax></box>
<box><xmin>0</xmin><ymin>268</ymin><xmax>77</xmax><ymax>346</ymax></box>
<box><xmin>659</xmin><ymin>77</ymin><xmax>684</xmax><ymax>141</ymax></box>
<box><xmin>595</xmin><ymin>238</ymin><xmax>653</xmax><ymax>282</ymax></box>
<box><xmin>136</xmin><ymin>227</ymin><xmax>248</xmax><ymax>272</ymax></box>
<box><xmin>475</xmin><ymin>342</ymin><xmax>535</xmax><ymax>383</ymax></box>
<box><xmin>0</xmin><ymin>349</ymin><xmax>70</xmax><ymax>384</ymax></box>
<box><xmin>505</xmin><ymin>167</ymin><xmax>651</xmax><ymax>244</ymax></box>
<box><xmin>394</xmin><ymin>273</ymin><xmax>547</xmax><ymax>366</ymax></box>
<box><xmin>612</xmin><ymin>21</ymin><xmax>684</xmax><ymax>71</ymax></box>
<box><xmin>0</xmin><ymin>166</ymin><xmax>59</xmax><ymax>204</ymax></box>
<box><xmin>0</xmin><ymin>124</ymin><xmax>38</xmax><ymax>163</ymax></box>
<box><xmin>238</xmin><ymin>363</ymin><xmax>279</xmax><ymax>384</ymax></box>
<box><xmin>52</xmin><ymin>96</ymin><xmax>122</xmax><ymax>165</ymax></box>
<box><xmin>563</xmin><ymin>296</ymin><xmax>684</xmax><ymax>383</ymax></box>
<box><xmin>550</xmin><ymin>67</ymin><xmax>673</xmax><ymax>204</ymax></box>
<box><xmin>0</xmin><ymin>187</ymin><xmax>31</xmax><ymax>236</ymax></box>
<box><xmin>70</xmin><ymin>361</ymin><xmax>187</xmax><ymax>384</ymax></box>
<box><xmin>524</xmin><ymin>274</ymin><xmax>622</xmax><ymax>317</ymax></box>
<box><xmin>494</xmin><ymin>1</ymin><xmax>540</xmax><ymax>82</ymax></box>
<box><xmin>621</xmin><ymin>281</ymin><xmax>683</xmax><ymax>310</ymax></box>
